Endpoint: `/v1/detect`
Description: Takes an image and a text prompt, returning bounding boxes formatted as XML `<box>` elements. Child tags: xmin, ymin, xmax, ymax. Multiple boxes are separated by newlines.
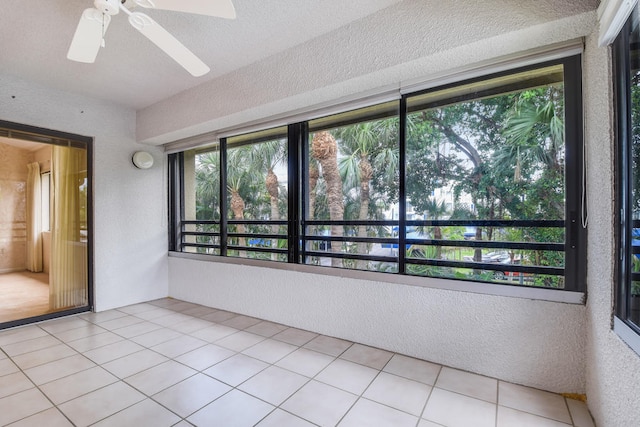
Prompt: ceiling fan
<box><xmin>67</xmin><ymin>0</ymin><xmax>236</xmax><ymax>77</ymax></box>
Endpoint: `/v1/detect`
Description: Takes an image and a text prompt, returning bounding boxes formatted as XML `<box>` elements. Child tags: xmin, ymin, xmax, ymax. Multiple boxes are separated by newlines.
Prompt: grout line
<box><xmin>1</xmin><ymin>298</ymin><xmax>589</xmax><ymax>426</ymax></box>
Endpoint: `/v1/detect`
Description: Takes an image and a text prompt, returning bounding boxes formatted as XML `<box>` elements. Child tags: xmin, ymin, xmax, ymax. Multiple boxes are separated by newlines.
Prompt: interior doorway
<box><xmin>0</xmin><ymin>121</ymin><xmax>92</xmax><ymax>328</ymax></box>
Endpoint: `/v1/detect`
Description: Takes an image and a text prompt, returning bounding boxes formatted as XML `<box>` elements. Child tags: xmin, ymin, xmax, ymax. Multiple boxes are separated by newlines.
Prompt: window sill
<box><xmin>614</xmin><ymin>316</ymin><xmax>640</xmax><ymax>356</ymax></box>
<box><xmin>168</xmin><ymin>251</ymin><xmax>585</xmax><ymax>305</ymax></box>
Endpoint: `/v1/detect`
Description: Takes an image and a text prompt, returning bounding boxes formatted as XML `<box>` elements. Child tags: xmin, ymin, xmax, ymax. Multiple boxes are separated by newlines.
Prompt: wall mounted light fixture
<box><xmin>132</xmin><ymin>151</ymin><xmax>154</xmax><ymax>169</ymax></box>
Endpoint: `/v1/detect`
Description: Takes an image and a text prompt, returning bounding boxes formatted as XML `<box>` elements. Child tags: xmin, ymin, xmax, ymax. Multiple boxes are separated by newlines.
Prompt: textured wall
<box><xmin>169</xmin><ymin>257</ymin><xmax>586</xmax><ymax>393</ymax></box>
<box><xmin>0</xmin><ymin>141</ymin><xmax>30</xmax><ymax>272</ymax></box>
<box><xmin>0</xmin><ymin>73</ymin><xmax>169</xmax><ymax>310</ymax></box>
<box><xmin>583</xmin><ymin>31</ymin><xmax>640</xmax><ymax>426</ymax></box>
<box><xmin>138</xmin><ymin>0</ymin><xmax>597</xmax><ymax>144</ymax></box>
<box><xmin>157</xmin><ymin>0</ymin><xmax>602</xmax><ymax>395</ymax></box>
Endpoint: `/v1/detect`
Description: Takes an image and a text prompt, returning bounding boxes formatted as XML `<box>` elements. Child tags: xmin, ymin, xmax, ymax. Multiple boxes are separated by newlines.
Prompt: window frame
<box><xmin>168</xmin><ymin>54</ymin><xmax>586</xmax><ymax>297</ymax></box>
<box><xmin>614</xmin><ymin>11</ymin><xmax>640</xmax><ymax>347</ymax></box>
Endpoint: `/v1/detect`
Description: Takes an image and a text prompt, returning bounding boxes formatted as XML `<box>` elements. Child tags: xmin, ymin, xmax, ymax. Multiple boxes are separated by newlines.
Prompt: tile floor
<box><xmin>0</xmin><ymin>298</ymin><xmax>595</xmax><ymax>427</ymax></box>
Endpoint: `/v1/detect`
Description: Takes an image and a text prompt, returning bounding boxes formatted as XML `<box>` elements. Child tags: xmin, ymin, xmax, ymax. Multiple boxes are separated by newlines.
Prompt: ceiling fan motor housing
<box><xmin>94</xmin><ymin>0</ymin><xmax>120</xmax><ymax>15</ymax></box>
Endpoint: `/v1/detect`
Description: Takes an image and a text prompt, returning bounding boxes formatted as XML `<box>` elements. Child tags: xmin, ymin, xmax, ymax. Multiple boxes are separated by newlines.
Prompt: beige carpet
<box><xmin>0</xmin><ymin>271</ymin><xmax>51</xmax><ymax>324</ymax></box>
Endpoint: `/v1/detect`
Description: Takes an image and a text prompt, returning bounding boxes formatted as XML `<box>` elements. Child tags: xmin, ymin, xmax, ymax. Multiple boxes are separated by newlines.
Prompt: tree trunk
<box><xmin>356</xmin><ymin>154</ymin><xmax>373</xmax><ymax>269</ymax></box>
<box><xmin>266</xmin><ymin>168</ymin><xmax>280</xmax><ymax>261</ymax></box>
<box><xmin>473</xmin><ymin>226</ymin><xmax>483</xmax><ymax>275</ymax></box>
<box><xmin>434</xmin><ymin>226</ymin><xmax>442</xmax><ymax>259</ymax></box>
<box><xmin>230</xmin><ymin>190</ymin><xmax>246</xmax><ymax>258</ymax></box>
<box><xmin>311</xmin><ymin>131</ymin><xmax>344</xmax><ymax>267</ymax></box>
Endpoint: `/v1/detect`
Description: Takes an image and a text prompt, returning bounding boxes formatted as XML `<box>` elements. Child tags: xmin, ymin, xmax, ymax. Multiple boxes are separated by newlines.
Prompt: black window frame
<box><xmin>614</xmin><ymin>11</ymin><xmax>640</xmax><ymax>336</ymax></box>
<box><xmin>169</xmin><ymin>54</ymin><xmax>586</xmax><ymax>294</ymax></box>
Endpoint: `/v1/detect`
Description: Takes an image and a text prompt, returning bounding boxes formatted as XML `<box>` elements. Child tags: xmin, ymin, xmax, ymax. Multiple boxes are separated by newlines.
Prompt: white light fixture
<box><xmin>132</xmin><ymin>151</ymin><xmax>154</xmax><ymax>169</ymax></box>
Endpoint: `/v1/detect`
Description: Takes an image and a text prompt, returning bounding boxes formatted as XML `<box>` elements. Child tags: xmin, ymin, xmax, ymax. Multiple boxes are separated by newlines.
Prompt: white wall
<box><xmin>152</xmin><ymin>2</ymin><xmax>602</xmax><ymax>394</ymax></box>
<box><xmin>582</xmin><ymin>29</ymin><xmax>640</xmax><ymax>426</ymax></box>
<box><xmin>0</xmin><ymin>73</ymin><xmax>169</xmax><ymax>311</ymax></box>
<box><xmin>137</xmin><ymin>0</ymin><xmax>597</xmax><ymax>144</ymax></box>
<box><xmin>170</xmin><ymin>257</ymin><xmax>586</xmax><ymax>393</ymax></box>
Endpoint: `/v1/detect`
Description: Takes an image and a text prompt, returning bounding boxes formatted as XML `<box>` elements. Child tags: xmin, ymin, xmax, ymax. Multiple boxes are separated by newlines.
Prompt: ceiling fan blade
<box><xmin>134</xmin><ymin>0</ymin><xmax>236</xmax><ymax>19</ymax></box>
<box><xmin>67</xmin><ymin>8</ymin><xmax>111</xmax><ymax>63</ymax></box>
<box><xmin>128</xmin><ymin>12</ymin><xmax>210</xmax><ymax>77</ymax></box>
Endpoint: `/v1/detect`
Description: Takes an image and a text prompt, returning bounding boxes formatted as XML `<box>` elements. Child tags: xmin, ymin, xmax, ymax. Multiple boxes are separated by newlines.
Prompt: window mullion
<box><xmin>288</xmin><ymin>123</ymin><xmax>303</xmax><ymax>264</ymax></box>
<box><xmin>563</xmin><ymin>54</ymin><xmax>586</xmax><ymax>292</ymax></box>
<box><xmin>220</xmin><ymin>138</ymin><xmax>228</xmax><ymax>257</ymax></box>
<box><xmin>399</xmin><ymin>96</ymin><xmax>408</xmax><ymax>274</ymax></box>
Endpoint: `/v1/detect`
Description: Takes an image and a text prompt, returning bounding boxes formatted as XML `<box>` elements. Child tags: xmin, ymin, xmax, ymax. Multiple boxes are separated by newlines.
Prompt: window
<box><xmin>615</xmin><ymin>8</ymin><xmax>640</xmax><ymax>339</ymax></box>
<box><xmin>169</xmin><ymin>56</ymin><xmax>585</xmax><ymax>293</ymax></box>
<box><xmin>179</xmin><ymin>127</ymin><xmax>289</xmax><ymax>261</ymax></box>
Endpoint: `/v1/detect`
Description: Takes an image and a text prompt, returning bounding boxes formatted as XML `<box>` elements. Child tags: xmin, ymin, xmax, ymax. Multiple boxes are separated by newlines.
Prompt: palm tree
<box><xmin>422</xmin><ymin>197</ymin><xmax>448</xmax><ymax>259</ymax></box>
<box><xmin>195</xmin><ymin>151</ymin><xmax>220</xmax><ymax>221</ymax></box>
<box><xmin>245</xmin><ymin>139</ymin><xmax>287</xmax><ymax>259</ymax></box>
<box><xmin>336</xmin><ymin>119</ymin><xmax>399</xmax><ymax>269</ymax></box>
<box><xmin>226</xmin><ymin>146</ymin><xmax>255</xmax><ymax>258</ymax></box>
<box><xmin>311</xmin><ymin>131</ymin><xmax>344</xmax><ymax>267</ymax></box>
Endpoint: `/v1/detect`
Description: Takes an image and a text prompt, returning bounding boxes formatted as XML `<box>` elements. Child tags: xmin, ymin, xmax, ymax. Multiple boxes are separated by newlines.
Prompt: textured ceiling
<box><xmin>0</xmin><ymin>0</ymin><xmax>404</xmax><ymax>110</ymax></box>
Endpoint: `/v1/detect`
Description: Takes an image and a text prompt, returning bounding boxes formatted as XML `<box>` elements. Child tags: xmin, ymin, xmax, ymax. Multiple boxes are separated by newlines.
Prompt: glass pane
<box><xmin>306</xmin><ymin>102</ymin><xmax>400</xmax><ymax>271</ymax></box>
<box><xmin>186</xmin><ymin>145</ymin><xmax>221</xmax><ymax>255</ymax></box>
<box><xmin>629</xmin><ymin>15</ymin><xmax>640</xmax><ymax>328</ymax></box>
<box><xmin>226</xmin><ymin>127</ymin><xmax>288</xmax><ymax>261</ymax></box>
<box><xmin>0</xmin><ymin>136</ymin><xmax>90</xmax><ymax>324</ymax></box>
<box><xmin>405</xmin><ymin>64</ymin><xmax>566</xmax><ymax>287</ymax></box>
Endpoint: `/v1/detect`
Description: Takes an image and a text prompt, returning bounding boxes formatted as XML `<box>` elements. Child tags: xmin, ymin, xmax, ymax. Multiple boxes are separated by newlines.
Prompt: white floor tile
<box><xmin>12</xmin><ymin>343</ymin><xmax>77</xmax><ymax>370</ymax></box>
<box><xmin>315</xmin><ymin>358</ymin><xmax>378</xmax><ymax>395</ymax></box>
<box><xmin>423</xmin><ymin>387</ymin><xmax>496</xmax><ymax>427</ymax></box>
<box><xmin>39</xmin><ymin>366</ymin><xmax>118</xmax><ymax>405</ymax></box>
<box><xmin>499</xmin><ymin>381</ymin><xmax>572</xmax><ymax>424</ymax></box>
<box><xmin>273</xmin><ymin>327</ymin><xmax>318</xmax><ymax>346</ymax></box>
<box><xmin>153</xmin><ymin>373</ymin><xmax>231</xmax><ymax>417</ymax></box>
<box><xmin>245</xmin><ymin>321</ymin><xmax>288</xmax><ymax>337</ymax></box>
<box><xmin>566</xmin><ymin>398</ymin><xmax>595</xmax><ymax>427</ymax></box>
<box><xmin>339</xmin><ymin>398</ymin><xmax>418</xmax><ymax>427</ymax></box>
<box><xmin>239</xmin><ymin>365</ymin><xmax>308</xmax><ymax>405</ymax></box>
<box><xmin>0</xmin><ymin>358</ymin><xmax>20</xmax><ymax>376</ymax></box>
<box><xmin>242</xmin><ymin>338</ymin><xmax>298</xmax><ymax>364</ymax></box>
<box><xmin>0</xmin><ymin>326</ymin><xmax>49</xmax><ymax>347</ymax></box>
<box><xmin>281</xmin><ymin>380</ymin><xmax>358</xmax><ymax>427</ymax></box>
<box><xmin>190</xmin><ymin>324</ymin><xmax>238</xmax><ymax>342</ymax></box>
<box><xmin>215</xmin><ymin>331</ymin><xmax>266</xmax><ymax>352</ymax></box>
<box><xmin>203</xmin><ymin>353</ymin><xmax>268</xmax><ymax>386</ymax></box>
<box><xmin>129</xmin><ymin>327</ymin><xmax>183</xmax><ymax>347</ymax></box>
<box><xmin>255</xmin><ymin>408</ymin><xmax>316</xmax><ymax>427</ymax></box>
<box><xmin>124</xmin><ymin>360</ymin><xmax>196</xmax><ymax>395</ymax></box>
<box><xmin>276</xmin><ymin>348</ymin><xmax>335</xmax><ymax>378</ymax></box>
<box><xmin>57</xmin><ymin>381</ymin><xmax>145</xmax><ymax>427</ymax></box>
<box><xmin>66</xmin><ymin>331</ymin><xmax>124</xmax><ymax>352</ymax></box>
<box><xmin>497</xmin><ymin>405</ymin><xmax>572</xmax><ymax>427</ymax></box>
<box><xmin>363</xmin><ymin>371</ymin><xmax>431</xmax><ymax>416</ymax></box>
<box><xmin>304</xmin><ymin>335</ymin><xmax>352</xmax><ymax>356</ymax></box>
<box><xmin>58</xmin><ymin>381</ymin><xmax>145</xmax><ymax>427</ymax></box>
<box><xmin>101</xmin><ymin>349</ymin><xmax>169</xmax><ymax>378</ymax></box>
<box><xmin>24</xmin><ymin>354</ymin><xmax>95</xmax><ymax>385</ymax></box>
<box><xmin>187</xmin><ymin>389</ymin><xmax>274</xmax><ymax>427</ymax></box>
<box><xmin>340</xmin><ymin>343</ymin><xmax>394</xmax><ymax>370</ymax></box>
<box><xmin>6</xmin><ymin>407</ymin><xmax>73</xmax><ymax>427</ymax></box>
<box><xmin>436</xmin><ymin>366</ymin><xmax>498</xmax><ymax>403</ymax></box>
<box><xmin>0</xmin><ymin>301</ymin><xmax>586</xmax><ymax>427</ymax></box>
<box><xmin>174</xmin><ymin>343</ymin><xmax>236</xmax><ymax>371</ymax></box>
<box><xmin>150</xmin><ymin>334</ymin><xmax>207</xmax><ymax>358</ymax></box>
<box><xmin>83</xmin><ymin>339</ymin><xmax>144</xmax><ymax>364</ymax></box>
<box><xmin>3</xmin><ymin>335</ymin><xmax>61</xmax><ymax>357</ymax></box>
<box><xmin>91</xmin><ymin>398</ymin><xmax>181</xmax><ymax>427</ymax></box>
<box><xmin>383</xmin><ymin>353</ymin><xmax>441</xmax><ymax>385</ymax></box>
<box><xmin>0</xmin><ymin>371</ymin><xmax>34</xmax><ymax>399</ymax></box>
<box><xmin>0</xmin><ymin>388</ymin><xmax>53</xmax><ymax>426</ymax></box>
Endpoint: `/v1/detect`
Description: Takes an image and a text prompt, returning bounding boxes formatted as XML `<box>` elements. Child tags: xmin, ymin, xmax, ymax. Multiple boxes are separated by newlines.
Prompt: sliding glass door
<box><xmin>0</xmin><ymin>120</ymin><xmax>92</xmax><ymax>328</ymax></box>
